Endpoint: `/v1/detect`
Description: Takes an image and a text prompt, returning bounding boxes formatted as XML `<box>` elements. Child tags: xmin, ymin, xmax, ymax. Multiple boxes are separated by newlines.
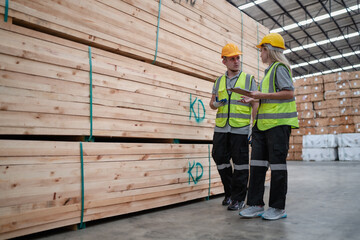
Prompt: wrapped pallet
<box><xmin>302</xmin><ymin>134</ymin><xmax>338</xmax><ymax>161</ymax></box>
<box><xmin>338</xmin><ymin>133</ymin><xmax>360</xmax><ymax>161</ymax></box>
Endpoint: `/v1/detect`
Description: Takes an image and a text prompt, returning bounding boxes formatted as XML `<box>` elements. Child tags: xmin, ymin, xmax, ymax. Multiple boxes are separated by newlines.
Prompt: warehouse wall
<box><xmin>0</xmin><ymin>0</ymin><xmax>268</xmax><ymax>238</ymax></box>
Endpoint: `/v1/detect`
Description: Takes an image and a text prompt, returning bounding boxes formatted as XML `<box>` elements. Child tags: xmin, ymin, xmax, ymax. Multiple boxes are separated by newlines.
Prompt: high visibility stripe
<box><xmin>234</xmin><ymin>164</ymin><xmax>249</xmax><ymax>170</ymax></box>
<box><xmin>214</xmin><ymin>76</ymin><xmax>222</xmax><ymax>92</ymax></box>
<box><xmin>217</xmin><ymin>163</ymin><xmax>232</xmax><ymax>170</ymax></box>
<box><xmin>245</xmin><ymin>74</ymin><xmax>251</xmax><ymax>89</ymax></box>
<box><xmin>217</xmin><ymin>113</ymin><xmax>251</xmax><ymax>119</ymax></box>
<box><xmin>216</xmin><ymin>113</ymin><xmax>228</xmax><ymax>118</ymax></box>
<box><xmin>257</xmin><ymin>112</ymin><xmax>298</xmax><ymax>119</ymax></box>
<box><xmin>262</xmin><ymin>98</ymin><xmax>295</xmax><ymax>103</ymax></box>
<box><xmin>270</xmin><ymin>164</ymin><xmax>287</xmax><ymax>171</ymax></box>
<box><xmin>250</xmin><ymin>160</ymin><xmax>269</xmax><ymax>167</ymax></box>
<box><xmin>268</xmin><ymin>63</ymin><xmax>276</xmax><ymax>92</ymax></box>
<box><xmin>229</xmin><ymin>100</ymin><xmax>251</xmax><ymax>106</ymax></box>
<box><xmin>229</xmin><ymin>113</ymin><xmax>251</xmax><ymax>118</ymax></box>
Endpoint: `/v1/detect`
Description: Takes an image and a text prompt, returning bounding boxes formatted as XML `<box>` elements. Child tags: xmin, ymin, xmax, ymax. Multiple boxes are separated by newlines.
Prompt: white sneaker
<box><xmin>262</xmin><ymin>207</ymin><xmax>287</xmax><ymax>220</ymax></box>
<box><xmin>239</xmin><ymin>206</ymin><xmax>264</xmax><ymax>217</ymax></box>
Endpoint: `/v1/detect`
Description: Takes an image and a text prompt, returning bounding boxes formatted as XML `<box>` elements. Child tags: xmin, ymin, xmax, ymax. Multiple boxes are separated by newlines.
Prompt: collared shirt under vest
<box><xmin>255</xmin><ymin>62</ymin><xmax>299</xmax><ymax>131</ymax></box>
<box><xmin>214</xmin><ymin>72</ymin><xmax>253</xmax><ymax>128</ymax></box>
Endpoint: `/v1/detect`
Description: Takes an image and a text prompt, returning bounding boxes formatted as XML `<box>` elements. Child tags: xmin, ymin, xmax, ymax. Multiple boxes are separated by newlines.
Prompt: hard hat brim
<box><xmin>222</xmin><ymin>51</ymin><xmax>242</xmax><ymax>58</ymax></box>
<box><xmin>256</xmin><ymin>43</ymin><xmax>286</xmax><ymax>50</ymax></box>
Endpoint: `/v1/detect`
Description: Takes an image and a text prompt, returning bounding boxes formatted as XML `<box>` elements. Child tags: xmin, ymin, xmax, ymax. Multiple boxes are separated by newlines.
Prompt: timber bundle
<box><xmin>0</xmin><ymin>0</ymin><xmax>268</xmax><ymax>238</ymax></box>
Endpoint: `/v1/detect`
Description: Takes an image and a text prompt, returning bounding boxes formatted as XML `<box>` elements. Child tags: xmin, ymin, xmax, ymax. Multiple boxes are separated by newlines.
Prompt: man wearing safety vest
<box><xmin>210</xmin><ymin>43</ymin><xmax>258</xmax><ymax>211</ymax></box>
<box><xmin>237</xmin><ymin>33</ymin><xmax>299</xmax><ymax>220</ymax></box>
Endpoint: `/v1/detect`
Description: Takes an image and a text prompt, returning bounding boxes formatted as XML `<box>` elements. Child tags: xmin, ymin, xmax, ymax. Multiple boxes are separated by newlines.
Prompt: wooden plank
<box><xmin>0</xmin><ymin>140</ymin><xmax>222</xmax><ymax>238</ymax></box>
<box><xmin>0</xmin><ymin>185</ymin><xmax>223</xmax><ymax>239</ymax></box>
<box><xmin>0</xmin><ymin>25</ymin><xmax>217</xmax><ymax>139</ymax></box>
<box><xmin>0</xmin><ymin>0</ymin><xmax>269</xmax><ymax>80</ymax></box>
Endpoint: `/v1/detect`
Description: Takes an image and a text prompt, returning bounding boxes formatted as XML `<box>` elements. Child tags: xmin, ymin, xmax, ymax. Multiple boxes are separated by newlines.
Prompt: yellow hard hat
<box><xmin>221</xmin><ymin>43</ymin><xmax>242</xmax><ymax>58</ymax></box>
<box><xmin>256</xmin><ymin>33</ymin><xmax>286</xmax><ymax>50</ymax></box>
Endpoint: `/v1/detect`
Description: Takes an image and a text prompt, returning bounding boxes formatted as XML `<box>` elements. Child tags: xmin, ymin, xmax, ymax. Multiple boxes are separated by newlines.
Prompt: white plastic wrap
<box><xmin>302</xmin><ymin>148</ymin><xmax>338</xmax><ymax>161</ymax></box>
<box><xmin>338</xmin><ymin>147</ymin><xmax>360</xmax><ymax>161</ymax></box>
<box><xmin>337</xmin><ymin>133</ymin><xmax>360</xmax><ymax>147</ymax></box>
<box><xmin>302</xmin><ymin>134</ymin><xmax>337</xmax><ymax>148</ymax></box>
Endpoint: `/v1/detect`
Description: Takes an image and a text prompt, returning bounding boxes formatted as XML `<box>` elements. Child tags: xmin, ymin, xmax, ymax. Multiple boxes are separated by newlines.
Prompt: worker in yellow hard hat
<box><xmin>209</xmin><ymin>43</ymin><xmax>258</xmax><ymax>211</ymax></box>
<box><xmin>237</xmin><ymin>33</ymin><xmax>299</xmax><ymax>220</ymax></box>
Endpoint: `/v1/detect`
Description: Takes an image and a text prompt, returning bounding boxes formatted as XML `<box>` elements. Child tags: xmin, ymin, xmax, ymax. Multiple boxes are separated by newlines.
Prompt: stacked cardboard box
<box><xmin>292</xmin><ymin>71</ymin><xmax>360</xmax><ymax>161</ymax></box>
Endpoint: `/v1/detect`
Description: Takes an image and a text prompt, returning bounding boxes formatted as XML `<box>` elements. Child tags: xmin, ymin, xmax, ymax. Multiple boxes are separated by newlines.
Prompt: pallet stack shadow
<box><xmin>289</xmin><ymin>71</ymin><xmax>360</xmax><ymax>161</ymax></box>
<box><xmin>0</xmin><ymin>0</ymin><xmax>268</xmax><ymax>238</ymax></box>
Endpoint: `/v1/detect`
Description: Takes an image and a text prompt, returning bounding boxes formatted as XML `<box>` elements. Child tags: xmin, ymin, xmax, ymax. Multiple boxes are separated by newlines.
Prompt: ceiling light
<box><xmin>238</xmin><ymin>0</ymin><xmax>270</xmax><ymax>10</ymax></box>
<box><xmin>285</xmin><ymin>32</ymin><xmax>359</xmax><ymax>54</ymax></box>
<box><xmin>291</xmin><ymin>51</ymin><xmax>359</xmax><ymax>69</ymax></box>
<box><xmin>270</xmin><ymin>4</ymin><xmax>360</xmax><ymax>34</ymax></box>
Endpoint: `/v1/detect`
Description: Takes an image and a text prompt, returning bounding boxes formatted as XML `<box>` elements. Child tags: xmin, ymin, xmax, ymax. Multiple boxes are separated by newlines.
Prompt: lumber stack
<box><xmin>289</xmin><ymin>71</ymin><xmax>360</xmax><ymax>161</ymax></box>
<box><xmin>0</xmin><ymin>0</ymin><xmax>268</xmax><ymax>81</ymax></box>
<box><xmin>0</xmin><ymin>0</ymin><xmax>269</xmax><ymax>238</ymax></box>
<box><xmin>0</xmin><ymin>140</ymin><xmax>222</xmax><ymax>239</ymax></box>
<box><xmin>0</xmin><ymin>22</ymin><xmax>216</xmax><ymax>140</ymax></box>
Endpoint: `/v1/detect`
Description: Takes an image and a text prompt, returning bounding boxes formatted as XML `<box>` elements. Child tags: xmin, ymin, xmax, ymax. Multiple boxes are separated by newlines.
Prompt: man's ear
<box><xmin>222</xmin><ymin>57</ymin><xmax>226</xmax><ymax>65</ymax></box>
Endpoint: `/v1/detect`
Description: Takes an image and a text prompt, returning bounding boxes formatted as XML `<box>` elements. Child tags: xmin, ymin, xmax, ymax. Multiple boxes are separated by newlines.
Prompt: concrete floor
<box><xmin>16</xmin><ymin>161</ymin><xmax>360</xmax><ymax>240</ymax></box>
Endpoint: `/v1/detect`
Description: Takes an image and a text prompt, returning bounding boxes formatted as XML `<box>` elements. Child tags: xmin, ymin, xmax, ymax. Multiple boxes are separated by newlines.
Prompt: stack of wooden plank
<box><xmin>0</xmin><ymin>22</ymin><xmax>216</xmax><ymax>140</ymax></box>
<box><xmin>0</xmin><ymin>0</ymin><xmax>268</xmax><ymax>81</ymax></box>
<box><xmin>0</xmin><ymin>0</ymin><xmax>270</xmax><ymax>238</ymax></box>
<box><xmin>0</xmin><ymin>140</ymin><xmax>222</xmax><ymax>239</ymax></box>
<box><xmin>291</xmin><ymin>71</ymin><xmax>360</xmax><ymax>160</ymax></box>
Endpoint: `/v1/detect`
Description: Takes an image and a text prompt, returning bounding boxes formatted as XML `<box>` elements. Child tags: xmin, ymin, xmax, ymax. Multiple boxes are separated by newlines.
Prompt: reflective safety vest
<box><xmin>255</xmin><ymin>62</ymin><xmax>299</xmax><ymax>131</ymax></box>
<box><xmin>214</xmin><ymin>72</ymin><xmax>253</xmax><ymax>128</ymax></box>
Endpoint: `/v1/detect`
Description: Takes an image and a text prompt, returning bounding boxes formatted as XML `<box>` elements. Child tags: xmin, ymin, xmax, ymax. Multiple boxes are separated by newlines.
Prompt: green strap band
<box><xmin>257</xmin><ymin>23</ymin><xmax>260</xmax><ymax>81</ymax></box>
<box><xmin>77</xmin><ymin>46</ymin><xmax>95</xmax><ymax>228</ymax></box>
<box><xmin>87</xmin><ymin>46</ymin><xmax>94</xmax><ymax>142</ymax></box>
<box><xmin>78</xmin><ymin>142</ymin><xmax>86</xmax><ymax>229</ymax></box>
<box><xmin>206</xmin><ymin>144</ymin><xmax>211</xmax><ymax>200</ymax></box>
<box><xmin>4</xmin><ymin>0</ymin><xmax>8</xmax><ymax>22</ymax></box>
<box><xmin>152</xmin><ymin>0</ymin><xmax>162</xmax><ymax>64</ymax></box>
<box><xmin>240</xmin><ymin>11</ymin><xmax>243</xmax><ymax>71</ymax></box>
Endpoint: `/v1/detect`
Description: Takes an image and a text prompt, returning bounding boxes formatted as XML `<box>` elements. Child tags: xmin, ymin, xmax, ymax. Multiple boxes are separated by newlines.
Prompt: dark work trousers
<box><xmin>212</xmin><ymin>132</ymin><xmax>249</xmax><ymax>201</ymax></box>
<box><xmin>247</xmin><ymin>124</ymin><xmax>291</xmax><ymax>209</ymax></box>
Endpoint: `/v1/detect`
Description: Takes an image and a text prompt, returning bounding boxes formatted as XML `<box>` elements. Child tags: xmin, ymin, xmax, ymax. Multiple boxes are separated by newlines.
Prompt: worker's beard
<box><xmin>228</xmin><ymin>68</ymin><xmax>240</xmax><ymax>74</ymax></box>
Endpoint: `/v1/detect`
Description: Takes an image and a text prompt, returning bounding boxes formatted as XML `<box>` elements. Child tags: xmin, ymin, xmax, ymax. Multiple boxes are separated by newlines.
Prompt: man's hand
<box><xmin>239</xmin><ymin>96</ymin><xmax>255</xmax><ymax>103</ymax></box>
<box><xmin>213</xmin><ymin>97</ymin><xmax>227</xmax><ymax>108</ymax></box>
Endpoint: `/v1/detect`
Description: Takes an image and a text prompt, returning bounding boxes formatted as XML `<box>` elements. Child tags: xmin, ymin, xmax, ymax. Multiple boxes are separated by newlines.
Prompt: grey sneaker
<box><xmin>262</xmin><ymin>207</ymin><xmax>287</xmax><ymax>220</ymax></box>
<box><xmin>239</xmin><ymin>206</ymin><xmax>264</xmax><ymax>217</ymax></box>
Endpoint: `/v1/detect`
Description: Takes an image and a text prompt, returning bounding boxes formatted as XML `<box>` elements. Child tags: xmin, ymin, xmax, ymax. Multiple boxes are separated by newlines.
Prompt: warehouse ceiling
<box><xmin>226</xmin><ymin>0</ymin><xmax>360</xmax><ymax>79</ymax></box>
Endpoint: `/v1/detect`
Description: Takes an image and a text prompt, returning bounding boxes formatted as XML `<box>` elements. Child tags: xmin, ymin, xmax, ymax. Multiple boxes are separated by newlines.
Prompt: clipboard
<box><xmin>227</xmin><ymin>87</ymin><xmax>251</xmax><ymax>95</ymax></box>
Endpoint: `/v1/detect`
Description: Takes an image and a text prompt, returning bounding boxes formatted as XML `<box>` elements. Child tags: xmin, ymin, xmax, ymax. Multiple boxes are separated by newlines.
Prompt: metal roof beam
<box><xmin>295</xmin><ymin>0</ymin><xmax>353</xmax><ymax>67</ymax></box>
<box><xmin>274</xmin><ymin>0</ymin><xmax>340</xmax><ymax>73</ymax></box>
<box><xmin>250</xmin><ymin>2</ymin><xmax>323</xmax><ymax>77</ymax></box>
<box><xmin>318</xmin><ymin>0</ymin><xmax>360</xmax><ymax>62</ymax></box>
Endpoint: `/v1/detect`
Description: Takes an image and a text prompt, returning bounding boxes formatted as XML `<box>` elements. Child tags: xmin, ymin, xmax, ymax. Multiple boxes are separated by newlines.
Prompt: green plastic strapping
<box><xmin>240</xmin><ymin>11</ymin><xmax>243</xmax><ymax>71</ymax></box>
<box><xmin>87</xmin><ymin>46</ymin><xmax>94</xmax><ymax>142</ymax></box>
<box><xmin>257</xmin><ymin>23</ymin><xmax>259</xmax><ymax>81</ymax></box>
<box><xmin>4</xmin><ymin>0</ymin><xmax>8</xmax><ymax>22</ymax></box>
<box><xmin>78</xmin><ymin>142</ymin><xmax>86</xmax><ymax>229</ymax></box>
<box><xmin>206</xmin><ymin>144</ymin><xmax>211</xmax><ymax>200</ymax></box>
<box><xmin>152</xmin><ymin>0</ymin><xmax>161</xmax><ymax>64</ymax></box>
